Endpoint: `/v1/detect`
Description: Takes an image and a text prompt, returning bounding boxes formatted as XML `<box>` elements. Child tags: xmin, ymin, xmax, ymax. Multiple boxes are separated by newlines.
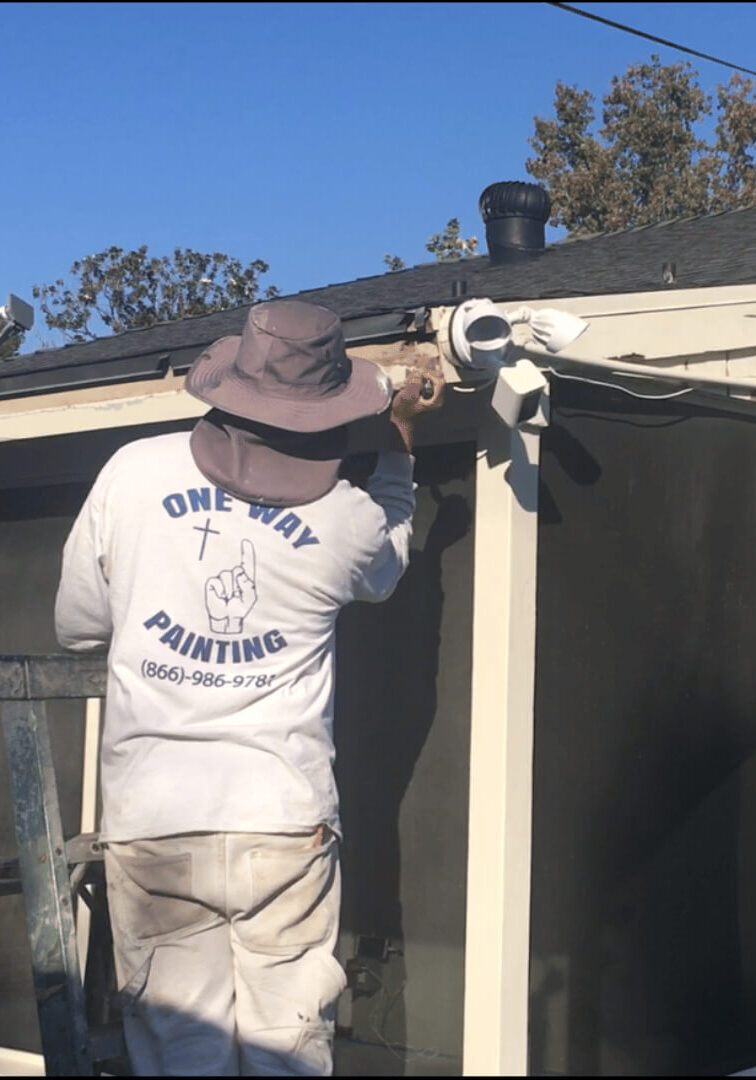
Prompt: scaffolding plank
<box><xmin>0</xmin><ymin>655</ymin><xmax>107</xmax><ymax>700</ymax></box>
<box><xmin>2</xmin><ymin>701</ymin><xmax>93</xmax><ymax>1075</ymax></box>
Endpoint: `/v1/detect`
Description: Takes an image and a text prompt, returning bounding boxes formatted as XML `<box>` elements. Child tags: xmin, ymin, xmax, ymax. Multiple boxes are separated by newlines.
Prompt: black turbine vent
<box><xmin>479</xmin><ymin>181</ymin><xmax>551</xmax><ymax>261</ymax></box>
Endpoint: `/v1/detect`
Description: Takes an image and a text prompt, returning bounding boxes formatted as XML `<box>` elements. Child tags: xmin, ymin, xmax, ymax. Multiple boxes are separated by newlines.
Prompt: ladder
<box><xmin>0</xmin><ymin>654</ymin><xmax>127</xmax><ymax>1076</ymax></box>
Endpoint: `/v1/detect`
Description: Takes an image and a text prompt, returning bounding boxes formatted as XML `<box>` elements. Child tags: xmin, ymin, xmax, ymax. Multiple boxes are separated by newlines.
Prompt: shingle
<box><xmin>3</xmin><ymin>206</ymin><xmax>756</xmax><ymax>394</ymax></box>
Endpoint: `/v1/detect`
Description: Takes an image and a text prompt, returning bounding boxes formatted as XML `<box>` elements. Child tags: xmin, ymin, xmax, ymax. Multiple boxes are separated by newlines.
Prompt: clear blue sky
<box><xmin>2</xmin><ymin>2</ymin><xmax>753</xmax><ymax>350</ymax></box>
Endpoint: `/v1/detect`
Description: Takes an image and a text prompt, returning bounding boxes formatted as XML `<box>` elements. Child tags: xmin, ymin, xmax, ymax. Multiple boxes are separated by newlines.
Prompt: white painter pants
<box><xmin>103</xmin><ymin>830</ymin><xmax>346</xmax><ymax>1076</ymax></box>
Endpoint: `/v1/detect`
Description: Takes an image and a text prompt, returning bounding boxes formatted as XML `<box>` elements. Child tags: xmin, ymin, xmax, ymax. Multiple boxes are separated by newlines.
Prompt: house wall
<box><xmin>531</xmin><ymin>376</ymin><xmax>756</xmax><ymax>1076</ymax></box>
<box><xmin>7</xmin><ymin>284</ymin><xmax>752</xmax><ymax>1074</ymax></box>
<box><xmin>335</xmin><ymin>442</ymin><xmax>474</xmax><ymax>1074</ymax></box>
<box><xmin>0</xmin><ymin>423</ymin><xmax>474</xmax><ymax>1075</ymax></box>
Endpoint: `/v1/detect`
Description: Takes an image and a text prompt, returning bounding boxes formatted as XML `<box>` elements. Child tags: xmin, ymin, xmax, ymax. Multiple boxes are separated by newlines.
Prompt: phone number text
<box><xmin>140</xmin><ymin>659</ymin><xmax>275</xmax><ymax>689</ymax></box>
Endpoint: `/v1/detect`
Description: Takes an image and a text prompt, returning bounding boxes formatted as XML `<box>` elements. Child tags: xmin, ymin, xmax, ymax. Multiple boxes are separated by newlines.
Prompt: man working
<box><xmin>55</xmin><ymin>298</ymin><xmax>442</xmax><ymax>1076</ymax></box>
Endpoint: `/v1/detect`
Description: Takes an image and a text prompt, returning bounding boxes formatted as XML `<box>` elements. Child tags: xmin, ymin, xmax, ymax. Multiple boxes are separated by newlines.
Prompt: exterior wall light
<box><xmin>504</xmin><ymin>305</ymin><xmax>588</xmax><ymax>354</ymax></box>
<box><xmin>0</xmin><ymin>294</ymin><xmax>34</xmax><ymax>352</ymax></box>
<box><xmin>448</xmin><ymin>298</ymin><xmax>588</xmax><ymax>428</ymax></box>
<box><xmin>450</xmin><ymin>298</ymin><xmax>514</xmax><ymax>370</ymax></box>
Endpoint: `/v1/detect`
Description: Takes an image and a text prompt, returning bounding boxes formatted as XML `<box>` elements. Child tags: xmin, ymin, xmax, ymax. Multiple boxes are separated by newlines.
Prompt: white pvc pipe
<box><xmin>519</xmin><ymin>345</ymin><xmax>756</xmax><ymax>395</ymax></box>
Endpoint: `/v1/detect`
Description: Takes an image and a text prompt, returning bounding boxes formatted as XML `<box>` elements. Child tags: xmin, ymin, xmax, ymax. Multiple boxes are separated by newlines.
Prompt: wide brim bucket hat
<box><xmin>185</xmin><ymin>299</ymin><xmax>393</xmax><ymax>432</ymax></box>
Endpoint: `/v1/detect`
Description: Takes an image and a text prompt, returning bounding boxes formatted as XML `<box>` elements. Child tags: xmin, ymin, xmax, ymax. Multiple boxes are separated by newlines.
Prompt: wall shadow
<box><xmin>334</xmin><ymin>444</ymin><xmax>474</xmax><ymax>1073</ymax></box>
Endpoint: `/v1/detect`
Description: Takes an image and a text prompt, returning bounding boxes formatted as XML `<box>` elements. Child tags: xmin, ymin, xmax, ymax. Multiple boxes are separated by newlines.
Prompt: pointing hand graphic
<box><xmin>205</xmin><ymin>539</ymin><xmax>258</xmax><ymax>634</ymax></box>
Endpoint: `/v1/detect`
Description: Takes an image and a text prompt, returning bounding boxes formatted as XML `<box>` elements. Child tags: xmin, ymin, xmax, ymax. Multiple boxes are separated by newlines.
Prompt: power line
<box><xmin>546</xmin><ymin>2</ymin><xmax>756</xmax><ymax>78</ymax></box>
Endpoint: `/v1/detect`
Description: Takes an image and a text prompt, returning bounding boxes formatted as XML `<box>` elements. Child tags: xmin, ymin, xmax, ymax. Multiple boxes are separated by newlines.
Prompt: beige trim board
<box><xmin>506</xmin><ymin>282</ymin><xmax>756</xmax><ymax>318</ymax></box>
<box><xmin>0</xmin><ymin>340</ymin><xmax>456</xmax><ymax>444</ymax></box>
<box><xmin>463</xmin><ymin>421</ymin><xmax>540</xmax><ymax>1076</ymax></box>
<box><xmin>0</xmin><ymin>383</ymin><xmax>204</xmax><ymax>442</ymax></box>
<box><xmin>5</xmin><ymin>283</ymin><xmax>756</xmax><ymax>443</ymax></box>
<box><xmin>434</xmin><ymin>286</ymin><xmax>756</xmax><ymax>372</ymax></box>
<box><xmin>0</xmin><ymin>1048</ymin><xmax>44</xmax><ymax>1076</ymax></box>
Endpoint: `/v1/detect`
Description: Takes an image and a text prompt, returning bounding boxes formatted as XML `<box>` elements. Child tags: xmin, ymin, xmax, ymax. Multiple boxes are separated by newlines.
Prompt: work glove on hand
<box><xmin>389</xmin><ymin>375</ymin><xmax>445</xmax><ymax>451</ymax></box>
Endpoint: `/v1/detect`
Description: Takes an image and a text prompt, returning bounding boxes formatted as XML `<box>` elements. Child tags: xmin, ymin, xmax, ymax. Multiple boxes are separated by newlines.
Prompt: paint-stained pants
<box><xmin>103</xmin><ymin>830</ymin><xmax>346</xmax><ymax>1077</ymax></box>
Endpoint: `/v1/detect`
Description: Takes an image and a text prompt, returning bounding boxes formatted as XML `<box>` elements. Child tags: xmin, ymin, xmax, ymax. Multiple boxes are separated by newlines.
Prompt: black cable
<box><xmin>545</xmin><ymin>2</ymin><xmax>756</xmax><ymax>78</ymax></box>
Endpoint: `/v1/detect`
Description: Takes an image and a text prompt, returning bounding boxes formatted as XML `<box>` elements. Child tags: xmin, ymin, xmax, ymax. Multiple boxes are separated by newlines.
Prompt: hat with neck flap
<box><xmin>186</xmin><ymin>299</ymin><xmax>393</xmax><ymax>506</ymax></box>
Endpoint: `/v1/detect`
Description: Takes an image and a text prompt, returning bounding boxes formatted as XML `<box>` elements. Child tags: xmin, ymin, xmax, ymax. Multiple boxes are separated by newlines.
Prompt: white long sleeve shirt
<box><xmin>55</xmin><ymin>431</ymin><xmax>415</xmax><ymax>842</ymax></box>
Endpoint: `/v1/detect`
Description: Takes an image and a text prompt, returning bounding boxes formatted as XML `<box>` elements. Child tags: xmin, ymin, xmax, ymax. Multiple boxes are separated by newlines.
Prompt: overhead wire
<box><xmin>545</xmin><ymin>2</ymin><xmax>756</xmax><ymax>78</ymax></box>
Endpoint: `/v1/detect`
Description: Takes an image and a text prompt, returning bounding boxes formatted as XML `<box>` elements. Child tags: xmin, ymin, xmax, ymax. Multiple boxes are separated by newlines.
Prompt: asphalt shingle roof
<box><xmin>3</xmin><ymin>205</ymin><xmax>756</xmax><ymax>396</ymax></box>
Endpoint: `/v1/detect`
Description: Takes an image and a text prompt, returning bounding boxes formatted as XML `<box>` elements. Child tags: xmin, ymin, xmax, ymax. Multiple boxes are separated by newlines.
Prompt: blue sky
<box><xmin>2</xmin><ymin>1</ymin><xmax>754</xmax><ymax>350</ymax></box>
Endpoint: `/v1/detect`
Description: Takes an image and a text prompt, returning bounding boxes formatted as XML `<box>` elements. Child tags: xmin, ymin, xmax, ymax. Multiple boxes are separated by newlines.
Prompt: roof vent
<box><xmin>662</xmin><ymin>261</ymin><xmax>677</xmax><ymax>285</ymax></box>
<box><xmin>479</xmin><ymin>181</ymin><xmax>551</xmax><ymax>263</ymax></box>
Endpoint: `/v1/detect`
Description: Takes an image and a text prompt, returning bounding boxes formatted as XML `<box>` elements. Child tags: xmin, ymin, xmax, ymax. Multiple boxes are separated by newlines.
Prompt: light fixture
<box><xmin>0</xmin><ymin>294</ymin><xmax>34</xmax><ymax>351</ymax></box>
<box><xmin>445</xmin><ymin>295</ymin><xmax>756</xmax><ymax>420</ymax></box>
<box><xmin>504</xmin><ymin>305</ymin><xmax>588</xmax><ymax>353</ymax></box>
<box><xmin>490</xmin><ymin>359</ymin><xmax>548</xmax><ymax>427</ymax></box>
<box><xmin>450</xmin><ymin>298</ymin><xmax>513</xmax><ymax>370</ymax></box>
<box><xmin>448</xmin><ymin>298</ymin><xmax>588</xmax><ymax>427</ymax></box>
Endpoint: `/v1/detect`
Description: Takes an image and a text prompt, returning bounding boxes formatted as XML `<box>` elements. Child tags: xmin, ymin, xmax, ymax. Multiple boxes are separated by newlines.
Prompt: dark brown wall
<box><xmin>336</xmin><ymin>443</ymin><xmax>474</xmax><ymax>1071</ymax></box>
<box><xmin>532</xmin><ymin>379</ymin><xmax>756</xmax><ymax>1077</ymax></box>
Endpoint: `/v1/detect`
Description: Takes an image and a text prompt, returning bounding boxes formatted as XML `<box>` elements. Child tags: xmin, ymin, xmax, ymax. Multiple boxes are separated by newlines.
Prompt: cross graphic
<box><xmin>193</xmin><ymin>518</ymin><xmax>220</xmax><ymax>561</ymax></box>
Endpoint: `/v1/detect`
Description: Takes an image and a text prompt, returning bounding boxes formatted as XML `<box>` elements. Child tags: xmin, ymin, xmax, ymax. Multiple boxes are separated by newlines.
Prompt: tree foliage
<box><xmin>527</xmin><ymin>56</ymin><xmax>756</xmax><ymax>235</ymax></box>
<box><xmin>383</xmin><ymin>253</ymin><xmax>406</xmax><ymax>272</ymax></box>
<box><xmin>425</xmin><ymin>218</ymin><xmax>479</xmax><ymax>261</ymax></box>
<box><xmin>34</xmin><ymin>246</ymin><xmax>278</xmax><ymax>343</ymax></box>
<box><xmin>382</xmin><ymin>217</ymin><xmax>478</xmax><ymax>273</ymax></box>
